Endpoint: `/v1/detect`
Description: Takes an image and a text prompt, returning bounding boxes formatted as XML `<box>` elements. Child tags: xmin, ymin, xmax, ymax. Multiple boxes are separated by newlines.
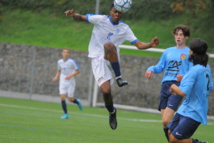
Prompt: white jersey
<box><xmin>57</xmin><ymin>58</ymin><xmax>80</xmax><ymax>85</ymax></box>
<box><xmin>86</xmin><ymin>14</ymin><xmax>138</xmax><ymax>58</ymax></box>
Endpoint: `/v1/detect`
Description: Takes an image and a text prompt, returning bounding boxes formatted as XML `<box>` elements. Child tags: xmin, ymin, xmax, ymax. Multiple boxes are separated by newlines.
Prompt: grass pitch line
<box><xmin>0</xmin><ymin>103</ymin><xmax>162</xmax><ymax>123</ymax></box>
<box><xmin>1</xmin><ymin>103</ymin><xmax>214</xmax><ymax>125</ymax></box>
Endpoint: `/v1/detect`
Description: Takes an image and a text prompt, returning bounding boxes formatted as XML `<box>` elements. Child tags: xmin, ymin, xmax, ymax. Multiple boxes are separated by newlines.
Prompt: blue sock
<box><xmin>73</xmin><ymin>99</ymin><xmax>78</xmax><ymax>104</ymax></box>
<box><xmin>61</xmin><ymin>100</ymin><xmax>67</xmax><ymax>114</ymax></box>
<box><xmin>110</xmin><ymin>61</ymin><xmax>121</xmax><ymax>78</ymax></box>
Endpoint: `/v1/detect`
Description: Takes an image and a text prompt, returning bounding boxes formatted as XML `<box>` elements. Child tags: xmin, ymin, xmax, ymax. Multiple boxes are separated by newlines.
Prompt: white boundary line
<box><xmin>1</xmin><ymin>103</ymin><xmax>214</xmax><ymax>124</ymax></box>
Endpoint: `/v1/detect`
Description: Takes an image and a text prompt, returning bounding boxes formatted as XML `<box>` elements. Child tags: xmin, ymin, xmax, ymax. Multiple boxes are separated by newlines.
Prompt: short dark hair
<box><xmin>188</xmin><ymin>38</ymin><xmax>208</xmax><ymax>66</ymax></box>
<box><xmin>173</xmin><ymin>25</ymin><xmax>191</xmax><ymax>37</ymax></box>
<box><xmin>110</xmin><ymin>2</ymin><xmax>114</xmax><ymax>10</ymax></box>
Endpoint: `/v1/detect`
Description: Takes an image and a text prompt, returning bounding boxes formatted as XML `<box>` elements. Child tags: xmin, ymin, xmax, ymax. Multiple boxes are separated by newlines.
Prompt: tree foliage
<box><xmin>1</xmin><ymin>0</ymin><xmax>213</xmax><ymax>20</ymax></box>
<box><xmin>170</xmin><ymin>0</ymin><xmax>214</xmax><ymax>35</ymax></box>
<box><xmin>0</xmin><ymin>0</ymin><xmax>174</xmax><ymax>20</ymax></box>
<box><xmin>170</xmin><ymin>0</ymin><xmax>213</xmax><ymax>18</ymax></box>
<box><xmin>0</xmin><ymin>0</ymin><xmax>213</xmax><ymax>45</ymax></box>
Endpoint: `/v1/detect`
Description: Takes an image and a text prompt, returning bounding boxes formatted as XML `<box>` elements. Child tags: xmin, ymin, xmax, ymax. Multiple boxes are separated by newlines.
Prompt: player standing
<box><xmin>168</xmin><ymin>38</ymin><xmax>213</xmax><ymax>143</ymax></box>
<box><xmin>53</xmin><ymin>48</ymin><xmax>83</xmax><ymax>119</ymax></box>
<box><xmin>145</xmin><ymin>25</ymin><xmax>192</xmax><ymax>141</ymax></box>
<box><xmin>64</xmin><ymin>2</ymin><xmax>159</xmax><ymax>130</ymax></box>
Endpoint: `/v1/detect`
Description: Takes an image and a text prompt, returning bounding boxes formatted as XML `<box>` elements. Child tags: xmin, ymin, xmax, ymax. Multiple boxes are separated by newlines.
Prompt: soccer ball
<box><xmin>114</xmin><ymin>0</ymin><xmax>132</xmax><ymax>13</ymax></box>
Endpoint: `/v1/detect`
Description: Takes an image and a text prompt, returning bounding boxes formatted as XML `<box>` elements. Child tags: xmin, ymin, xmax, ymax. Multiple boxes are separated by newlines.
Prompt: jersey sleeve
<box><xmin>125</xmin><ymin>27</ymin><xmax>138</xmax><ymax>44</ymax></box>
<box><xmin>147</xmin><ymin>51</ymin><xmax>167</xmax><ymax>73</ymax></box>
<box><xmin>86</xmin><ymin>14</ymin><xmax>103</xmax><ymax>24</ymax></box>
<box><xmin>207</xmin><ymin>65</ymin><xmax>213</xmax><ymax>93</ymax></box>
<box><xmin>179</xmin><ymin>67</ymin><xmax>196</xmax><ymax>95</ymax></box>
<box><xmin>71</xmin><ymin>59</ymin><xmax>80</xmax><ymax>71</ymax></box>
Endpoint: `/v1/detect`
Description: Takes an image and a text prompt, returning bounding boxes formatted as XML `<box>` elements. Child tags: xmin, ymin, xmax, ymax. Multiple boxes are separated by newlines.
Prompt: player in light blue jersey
<box><xmin>53</xmin><ymin>48</ymin><xmax>83</xmax><ymax>119</ymax></box>
<box><xmin>64</xmin><ymin>2</ymin><xmax>159</xmax><ymax>130</ymax></box>
<box><xmin>145</xmin><ymin>25</ymin><xmax>192</xmax><ymax>141</ymax></box>
<box><xmin>169</xmin><ymin>38</ymin><xmax>213</xmax><ymax>143</ymax></box>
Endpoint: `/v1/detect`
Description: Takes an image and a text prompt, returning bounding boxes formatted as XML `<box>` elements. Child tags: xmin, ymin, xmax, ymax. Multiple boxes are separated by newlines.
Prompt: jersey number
<box><xmin>206</xmin><ymin>74</ymin><xmax>210</xmax><ymax>91</ymax></box>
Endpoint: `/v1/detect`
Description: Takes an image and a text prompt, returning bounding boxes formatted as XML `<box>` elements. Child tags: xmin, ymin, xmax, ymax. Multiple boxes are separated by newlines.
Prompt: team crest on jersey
<box><xmin>180</xmin><ymin>54</ymin><xmax>186</xmax><ymax>59</ymax></box>
<box><xmin>116</xmin><ymin>29</ymin><xmax>120</xmax><ymax>35</ymax></box>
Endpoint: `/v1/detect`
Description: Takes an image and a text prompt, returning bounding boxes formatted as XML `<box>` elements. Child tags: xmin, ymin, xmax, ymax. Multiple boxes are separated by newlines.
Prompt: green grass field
<box><xmin>0</xmin><ymin>97</ymin><xmax>213</xmax><ymax>143</ymax></box>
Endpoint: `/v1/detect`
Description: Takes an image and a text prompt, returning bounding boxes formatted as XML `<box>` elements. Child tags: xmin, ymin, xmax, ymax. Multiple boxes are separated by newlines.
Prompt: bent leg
<box><xmin>162</xmin><ymin>107</ymin><xmax>175</xmax><ymax>128</ymax></box>
<box><xmin>168</xmin><ymin>114</ymin><xmax>201</xmax><ymax>143</ymax></box>
<box><xmin>68</xmin><ymin>97</ymin><xmax>83</xmax><ymax>111</ymax></box>
<box><xmin>161</xmin><ymin>108</ymin><xmax>175</xmax><ymax>141</ymax></box>
<box><xmin>169</xmin><ymin>134</ymin><xmax>192</xmax><ymax>143</ymax></box>
<box><xmin>104</xmin><ymin>42</ymin><xmax>128</xmax><ymax>87</ymax></box>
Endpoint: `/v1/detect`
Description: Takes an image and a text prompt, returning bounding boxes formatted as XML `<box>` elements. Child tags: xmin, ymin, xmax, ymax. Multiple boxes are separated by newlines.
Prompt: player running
<box><xmin>52</xmin><ymin>48</ymin><xmax>83</xmax><ymax>119</ymax></box>
<box><xmin>64</xmin><ymin>2</ymin><xmax>159</xmax><ymax>130</ymax></box>
<box><xmin>168</xmin><ymin>38</ymin><xmax>213</xmax><ymax>143</ymax></box>
<box><xmin>145</xmin><ymin>25</ymin><xmax>192</xmax><ymax>141</ymax></box>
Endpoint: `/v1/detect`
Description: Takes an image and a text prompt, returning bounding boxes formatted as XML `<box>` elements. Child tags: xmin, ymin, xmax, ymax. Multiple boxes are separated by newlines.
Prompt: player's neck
<box><xmin>176</xmin><ymin>44</ymin><xmax>186</xmax><ymax>49</ymax></box>
<box><xmin>63</xmin><ymin>57</ymin><xmax>69</xmax><ymax>61</ymax></box>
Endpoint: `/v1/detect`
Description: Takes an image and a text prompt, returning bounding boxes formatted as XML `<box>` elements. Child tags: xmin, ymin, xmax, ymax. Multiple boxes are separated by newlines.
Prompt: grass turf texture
<box><xmin>0</xmin><ymin>97</ymin><xmax>213</xmax><ymax>143</ymax></box>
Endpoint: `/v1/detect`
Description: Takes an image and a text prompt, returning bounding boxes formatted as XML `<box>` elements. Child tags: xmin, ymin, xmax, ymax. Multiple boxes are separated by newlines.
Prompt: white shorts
<box><xmin>91</xmin><ymin>55</ymin><xmax>114</xmax><ymax>87</ymax></box>
<box><xmin>59</xmin><ymin>75</ymin><xmax>76</xmax><ymax>97</ymax></box>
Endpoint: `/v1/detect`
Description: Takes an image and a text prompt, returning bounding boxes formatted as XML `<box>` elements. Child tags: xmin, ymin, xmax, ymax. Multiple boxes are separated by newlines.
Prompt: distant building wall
<box><xmin>0</xmin><ymin>43</ymin><xmax>213</xmax><ymax>115</ymax></box>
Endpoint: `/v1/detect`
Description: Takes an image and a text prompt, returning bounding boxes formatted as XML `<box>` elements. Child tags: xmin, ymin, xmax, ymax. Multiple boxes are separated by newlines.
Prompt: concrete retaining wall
<box><xmin>0</xmin><ymin>43</ymin><xmax>213</xmax><ymax>115</ymax></box>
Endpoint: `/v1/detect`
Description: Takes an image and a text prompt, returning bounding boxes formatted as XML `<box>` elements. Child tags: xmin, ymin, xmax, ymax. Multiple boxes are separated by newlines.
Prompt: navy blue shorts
<box><xmin>167</xmin><ymin>113</ymin><xmax>200</xmax><ymax>139</ymax></box>
<box><xmin>158</xmin><ymin>81</ymin><xmax>183</xmax><ymax>111</ymax></box>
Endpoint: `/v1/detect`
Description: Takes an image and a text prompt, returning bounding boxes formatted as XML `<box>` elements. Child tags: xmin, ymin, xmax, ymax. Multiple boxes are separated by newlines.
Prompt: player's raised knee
<box><xmin>104</xmin><ymin>42</ymin><xmax>116</xmax><ymax>53</ymax></box>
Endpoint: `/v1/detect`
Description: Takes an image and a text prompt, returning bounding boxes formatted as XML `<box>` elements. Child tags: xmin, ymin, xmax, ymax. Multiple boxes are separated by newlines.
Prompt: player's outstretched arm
<box><xmin>64</xmin><ymin>9</ymin><xmax>86</xmax><ymax>21</ymax></box>
<box><xmin>134</xmin><ymin>37</ymin><xmax>159</xmax><ymax>50</ymax></box>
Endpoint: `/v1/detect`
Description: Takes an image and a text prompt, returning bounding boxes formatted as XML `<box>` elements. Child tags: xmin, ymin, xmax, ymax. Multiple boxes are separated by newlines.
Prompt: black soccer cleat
<box><xmin>116</xmin><ymin>78</ymin><xmax>128</xmax><ymax>87</ymax></box>
<box><xmin>109</xmin><ymin>109</ymin><xmax>117</xmax><ymax>130</ymax></box>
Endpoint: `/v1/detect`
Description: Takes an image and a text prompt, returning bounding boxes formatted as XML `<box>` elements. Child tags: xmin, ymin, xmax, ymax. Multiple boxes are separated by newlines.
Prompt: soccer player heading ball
<box><xmin>64</xmin><ymin>1</ymin><xmax>159</xmax><ymax>130</ymax></box>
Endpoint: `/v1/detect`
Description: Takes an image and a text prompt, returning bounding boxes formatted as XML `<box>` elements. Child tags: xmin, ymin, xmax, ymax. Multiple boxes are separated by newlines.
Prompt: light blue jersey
<box><xmin>178</xmin><ymin>64</ymin><xmax>213</xmax><ymax>125</ymax></box>
<box><xmin>147</xmin><ymin>47</ymin><xmax>192</xmax><ymax>83</ymax></box>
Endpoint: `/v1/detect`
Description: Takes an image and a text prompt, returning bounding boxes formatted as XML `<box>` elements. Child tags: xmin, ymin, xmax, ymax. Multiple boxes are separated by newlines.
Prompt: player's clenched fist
<box><xmin>145</xmin><ymin>71</ymin><xmax>154</xmax><ymax>78</ymax></box>
<box><xmin>64</xmin><ymin>9</ymin><xmax>75</xmax><ymax>17</ymax></box>
<box><xmin>150</xmin><ymin>37</ymin><xmax>159</xmax><ymax>47</ymax></box>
